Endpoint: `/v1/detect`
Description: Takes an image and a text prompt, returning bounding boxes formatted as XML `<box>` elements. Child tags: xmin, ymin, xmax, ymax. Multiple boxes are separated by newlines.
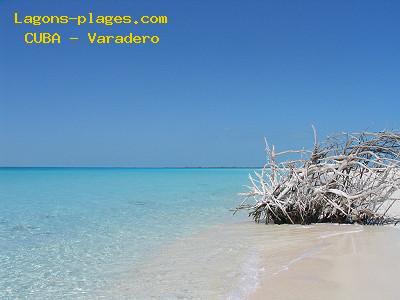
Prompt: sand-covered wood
<box><xmin>236</xmin><ymin>128</ymin><xmax>400</xmax><ymax>225</ymax></box>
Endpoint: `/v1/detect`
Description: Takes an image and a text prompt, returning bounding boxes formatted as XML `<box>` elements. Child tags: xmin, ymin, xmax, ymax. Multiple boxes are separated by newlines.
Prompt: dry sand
<box><xmin>109</xmin><ymin>221</ymin><xmax>400</xmax><ymax>299</ymax></box>
<box><xmin>250</xmin><ymin>225</ymin><xmax>400</xmax><ymax>300</ymax></box>
<box><xmin>251</xmin><ymin>190</ymin><xmax>400</xmax><ymax>300</ymax></box>
<box><xmin>108</xmin><ymin>191</ymin><xmax>400</xmax><ymax>299</ymax></box>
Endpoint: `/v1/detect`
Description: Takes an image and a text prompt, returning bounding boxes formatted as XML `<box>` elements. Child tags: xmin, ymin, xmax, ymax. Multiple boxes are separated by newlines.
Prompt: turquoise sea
<box><xmin>0</xmin><ymin>168</ymin><xmax>255</xmax><ymax>299</ymax></box>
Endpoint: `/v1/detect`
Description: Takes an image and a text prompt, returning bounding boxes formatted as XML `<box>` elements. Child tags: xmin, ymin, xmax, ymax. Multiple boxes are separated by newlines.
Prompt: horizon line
<box><xmin>0</xmin><ymin>166</ymin><xmax>262</xmax><ymax>169</ymax></box>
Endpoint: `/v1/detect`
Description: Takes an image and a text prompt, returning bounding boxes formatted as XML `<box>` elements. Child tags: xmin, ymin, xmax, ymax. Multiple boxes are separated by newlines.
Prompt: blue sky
<box><xmin>1</xmin><ymin>0</ymin><xmax>400</xmax><ymax>167</ymax></box>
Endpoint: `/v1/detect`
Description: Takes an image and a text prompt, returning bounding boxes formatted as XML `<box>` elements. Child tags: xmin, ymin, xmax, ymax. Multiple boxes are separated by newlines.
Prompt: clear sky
<box><xmin>1</xmin><ymin>0</ymin><xmax>400</xmax><ymax>167</ymax></box>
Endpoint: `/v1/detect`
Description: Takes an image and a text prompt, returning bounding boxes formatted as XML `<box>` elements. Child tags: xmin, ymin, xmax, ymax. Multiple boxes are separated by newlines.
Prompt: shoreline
<box><xmin>250</xmin><ymin>225</ymin><xmax>400</xmax><ymax>300</ymax></box>
<box><xmin>105</xmin><ymin>220</ymin><xmax>400</xmax><ymax>299</ymax></box>
<box><xmin>107</xmin><ymin>190</ymin><xmax>400</xmax><ymax>299</ymax></box>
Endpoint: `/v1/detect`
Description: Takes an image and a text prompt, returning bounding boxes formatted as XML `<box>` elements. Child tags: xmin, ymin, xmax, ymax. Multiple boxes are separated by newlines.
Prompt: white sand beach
<box><xmin>110</xmin><ymin>212</ymin><xmax>400</xmax><ymax>299</ymax></box>
<box><xmin>250</xmin><ymin>225</ymin><xmax>400</xmax><ymax>300</ymax></box>
<box><xmin>250</xmin><ymin>190</ymin><xmax>400</xmax><ymax>300</ymax></box>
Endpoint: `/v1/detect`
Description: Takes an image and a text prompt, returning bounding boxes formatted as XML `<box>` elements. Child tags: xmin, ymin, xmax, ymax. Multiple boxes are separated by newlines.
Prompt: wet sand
<box><xmin>107</xmin><ymin>191</ymin><xmax>400</xmax><ymax>299</ymax></box>
<box><xmin>250</xmin><ymin>225</ymin><xmax>400</xmax><ymax>300</ymax></box>
<box><xmin>106</xmin><ymin>221</ymin><xmax>399</xmax><ymax>299</ymax></box>
<box><xmin>251</xmin><ymin>191</ymin><xmax>400</xmax><ymax>300</ymax></box>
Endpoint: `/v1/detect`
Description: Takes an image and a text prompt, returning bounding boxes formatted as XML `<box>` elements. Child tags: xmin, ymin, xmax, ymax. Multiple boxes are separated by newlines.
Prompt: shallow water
<box><xmin>3</xmin><ymin>168</ymin><xmax>397</xmax><ymax>299</ymax></box>
<box><xmin>107</xmin><ymin>222</ymin><xmax>371</xmax><ymax>299</ymax></box>
<box><xmin>0</xmin><ymin>168</ymin><xmax>252</xmax><ymax>299</ymax></box>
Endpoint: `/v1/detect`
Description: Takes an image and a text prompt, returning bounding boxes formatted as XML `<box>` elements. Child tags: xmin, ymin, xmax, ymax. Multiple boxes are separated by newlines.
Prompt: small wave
<box><xmin>294</xmin><ymin>225</ymin><xmax>313</xmax><ymax>229</ymax></box>
<box><xmin>271</xmin><ymin>247</ymin><xmax>320</xmax><ymax>277</ymax></box>
<box><xmin>227</xmin><ymin>251</ymin><xmax>264</xmax><ymax>300</ymax></box>
<box><xmin>319</xmin><ymin>229</ymin><xmax>363</xmax><ymax>239</ymax></box>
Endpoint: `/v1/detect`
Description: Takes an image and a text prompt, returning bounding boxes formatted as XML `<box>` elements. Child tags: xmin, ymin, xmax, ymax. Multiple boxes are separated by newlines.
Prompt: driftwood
<box><xmin>235</xmin><ymin>128</ymin><xmax>400</xmax><ymax>225</ymax></box>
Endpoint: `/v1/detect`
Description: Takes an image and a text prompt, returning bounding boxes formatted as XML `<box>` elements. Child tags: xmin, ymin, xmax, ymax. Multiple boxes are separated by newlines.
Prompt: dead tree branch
<box><xmin>235</xmin><ymin>130</ymin><xmax>400</xmax><ymax>225</ymax></box>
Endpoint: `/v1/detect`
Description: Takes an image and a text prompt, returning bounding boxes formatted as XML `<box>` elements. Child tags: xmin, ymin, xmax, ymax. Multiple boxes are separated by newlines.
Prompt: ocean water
<box><xmin>0</xmin><ymin>168</ymin><xmax>254</xmax><ymax>299</ymax></box>
<box><xmin>2</xmin><ymin>168</ymin><xmax>374</xmax><ymax>300</ymax></box>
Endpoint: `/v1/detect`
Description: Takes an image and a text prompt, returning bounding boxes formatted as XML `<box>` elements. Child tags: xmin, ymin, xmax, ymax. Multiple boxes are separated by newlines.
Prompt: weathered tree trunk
<box><xmin>235</xmin><ymin>130</ymin><xmax>400</xmax><ymax>225</ymax></box>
